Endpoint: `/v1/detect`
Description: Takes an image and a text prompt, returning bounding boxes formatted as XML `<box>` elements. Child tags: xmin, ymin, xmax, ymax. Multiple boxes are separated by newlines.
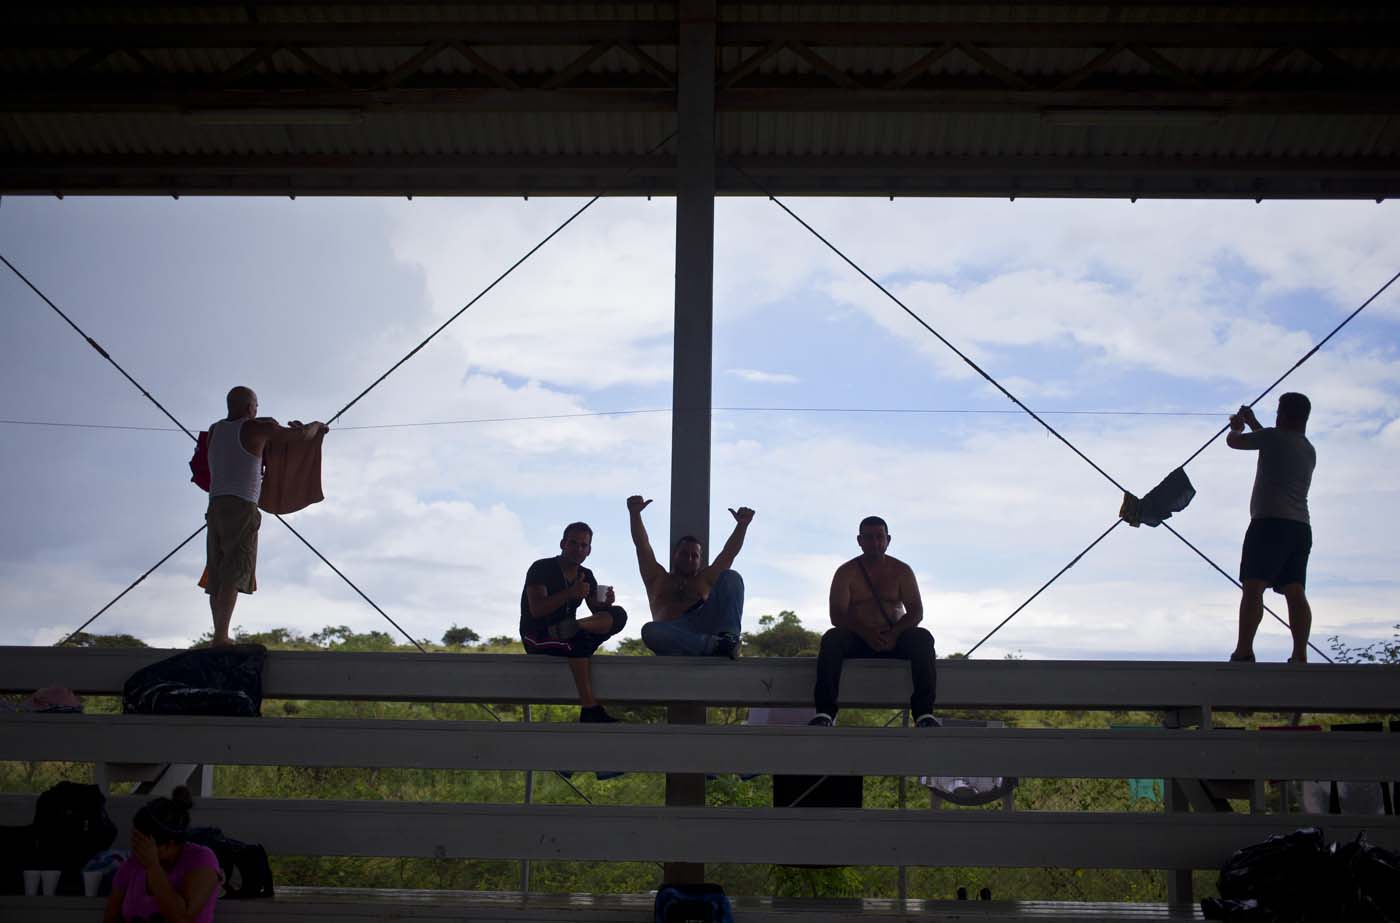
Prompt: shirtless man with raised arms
<box><xmin>627</xmin><ymin>494</ymin><xmax>754</xmax><ymax>658</ymax></box>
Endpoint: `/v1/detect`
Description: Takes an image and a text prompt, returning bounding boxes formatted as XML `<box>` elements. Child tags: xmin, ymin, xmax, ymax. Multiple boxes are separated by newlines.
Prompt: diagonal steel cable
<box><xmin>733</xmin><ymin>165</ymin><xmax>1370</xmax><ymax>661</ymax></box>
<box><xmin>1179</xmin><ymin>268</ymin><xmax>1400</xmax><ymax>471</ymax></box>
<box><xmin>2</xmin><ymin>252</ymin><xmax>423</xmax><ymax>649</ymax></box>
<box><xmin>57</xmin><ymin>523</ymin><xmax>208</xmax><ymax>647</ymax></box>
<box><xmin>727</xmin><ymin>164</ymin><xmax>1129</xmax><ymax>496</ymax></box>
<box><xmin>327</xmin><ymin>130</ymin><xmax>676</xmax><ymax>427</ymax></box>
<box><xmin>963</xmin><ymin>519</ymin><xmax>1124</xmax><ymax>658</ymax></box>
<box><xmin>1162</xmin><ymin>522</ymin><xmax>1329</xmax><ymax>662</ymax></box>
<box><xmin>967</xmin><ymin>264</ymin><xmax>1400</xmax><ymax>659</ymax></box>
<box><xmin>9</xmin><ymin>135</ymin><xmax>679</xmax><ymax>647</ymax></box>
<box><xmin>1</xmin><ymin>252</ymin><xmax>195</xmax><ymax>440</ymax></box>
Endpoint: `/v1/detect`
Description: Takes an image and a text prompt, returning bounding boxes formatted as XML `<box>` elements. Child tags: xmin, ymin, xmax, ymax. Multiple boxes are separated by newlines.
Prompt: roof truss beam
<box><xmin>6</xmin><ymin>21</ymin><xmax>1400</xmax><ymax>49</ymax></box>
<box><xmin>5</xmin><ymin>153</ymin><xmax>1397</xmax><ymax>200</ymax></box>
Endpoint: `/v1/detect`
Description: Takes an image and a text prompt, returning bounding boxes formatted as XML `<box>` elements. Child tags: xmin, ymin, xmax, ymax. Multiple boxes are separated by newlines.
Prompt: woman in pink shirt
<box><xmin>103</xmin><ymin>786</ymin><xmax>222</xmax><ymax>923</ymax></box>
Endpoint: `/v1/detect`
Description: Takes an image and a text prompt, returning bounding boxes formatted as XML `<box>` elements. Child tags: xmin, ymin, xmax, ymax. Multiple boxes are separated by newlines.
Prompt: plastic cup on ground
<box><xmin>22</xmin><ymin>870</ymin><xmax>40</xmax><ymax>896</ymax></box>
<box><xmin>83</xmin><ymin>868</ymin><xmax>104</xmax><ymax>897</ymax></box>
<box><xmin>40</xmin><ymin>870</ymin><xmax>61</xmax><ymax>895</ymax></box>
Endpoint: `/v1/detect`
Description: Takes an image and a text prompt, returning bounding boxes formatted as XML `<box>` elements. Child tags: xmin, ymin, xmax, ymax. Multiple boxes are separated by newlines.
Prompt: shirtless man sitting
<box><xmin>627</xmin><ymin>495</ymin><xmax>754</xmax><ymax>657</ymax></box>
<box><xmin>811</xmin><ymin>516</ymin><xmax>938</xmax><ymax>727</ymax></box>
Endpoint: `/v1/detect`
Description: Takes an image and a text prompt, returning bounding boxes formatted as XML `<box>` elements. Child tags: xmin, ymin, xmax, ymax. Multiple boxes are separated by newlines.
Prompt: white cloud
<box><xmin>726</xmin><ymin>368</ymin><xmax>801</xmax><ymax>385</ymax></box>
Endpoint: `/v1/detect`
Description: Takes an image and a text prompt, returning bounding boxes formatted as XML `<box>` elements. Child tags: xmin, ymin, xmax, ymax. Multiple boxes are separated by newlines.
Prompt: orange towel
<box><xmin>258</xmin><ymin>430</ymin><xmax>326</xmax><ymax>515</ymax></box>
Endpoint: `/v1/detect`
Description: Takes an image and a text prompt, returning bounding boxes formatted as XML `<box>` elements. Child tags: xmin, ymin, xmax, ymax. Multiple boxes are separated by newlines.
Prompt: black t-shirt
<box><xmin>519</xmin><ymin>556</ymin><xmax>594</xmax><ymax>640</ymax></box>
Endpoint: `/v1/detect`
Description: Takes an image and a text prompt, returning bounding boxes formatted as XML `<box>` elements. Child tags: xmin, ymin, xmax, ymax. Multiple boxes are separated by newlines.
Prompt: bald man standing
<box><xmin>205</xmin><ymin>386</ymin><xmax>325</xmax><ymax>646</ymax></box>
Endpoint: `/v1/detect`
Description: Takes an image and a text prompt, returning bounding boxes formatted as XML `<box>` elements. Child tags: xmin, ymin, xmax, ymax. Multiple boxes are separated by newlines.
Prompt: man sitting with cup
<box><xmin>520</xmin><ymin>521</ymin><xmax>628</xmax><ymax>722</ymax></box>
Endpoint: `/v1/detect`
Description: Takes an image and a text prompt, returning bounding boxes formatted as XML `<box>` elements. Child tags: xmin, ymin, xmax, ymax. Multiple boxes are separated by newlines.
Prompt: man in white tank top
<box><xmin>206</xmin><ymin>386</ymin><xmax>326</xmax><ymax>645</ymax></box>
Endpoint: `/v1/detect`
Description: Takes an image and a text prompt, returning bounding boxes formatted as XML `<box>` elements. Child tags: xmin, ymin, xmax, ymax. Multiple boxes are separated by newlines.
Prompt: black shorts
<box><xmin>1240</xmin><ymin>518</ymin><xmax>1312</xmax><ymax>591</ymax></box>
<box><xmin>523</xmin><ymin>607</ymin><xmax>627</xmax><ymax>659</ymax></box>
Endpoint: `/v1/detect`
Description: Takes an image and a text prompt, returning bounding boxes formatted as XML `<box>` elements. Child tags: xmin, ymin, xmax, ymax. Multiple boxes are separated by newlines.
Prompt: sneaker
<box><xmin>579</xmin><ymin>705</ymin><xmax>619</xmax><ymax>723</ymax></box>
<box><xmin>1228</xmin><ymin>652</ymin><xmax>1256</xmax><ymax>663</ymax></box>
<box><xmin>714</xmin><ymin>632</ymin><xmax>741</xmax><ymax>659</ymax></box>
<box><xmin>808</xmin><ymin>713</ymin><xmax>834</xmax><ymax>727</ymax></box>
<box><xmin>915</xmin><ymin>714</ymin><xmax>941</xmax><ymax>728</ymax></box>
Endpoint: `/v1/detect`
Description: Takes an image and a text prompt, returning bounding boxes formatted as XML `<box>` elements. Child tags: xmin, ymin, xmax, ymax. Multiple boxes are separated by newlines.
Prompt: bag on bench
<box><xmin>654</xmin><ymin>882</ymin><xmax>733</xmax><ymax>923</ymax></box>
<box><xmin>123</xmin><ymin>646</ymin><xmax>266</xmax><ymax>717</ymax></box>
<box><xmin>30</xmin><ymin>781</ymin><xmax>118</xmax><ymax>895</ymax></box>
<box><xmin>184</xmin><ymin>827</ymin><xmax>275</xmax><ymax>899</ymax></box>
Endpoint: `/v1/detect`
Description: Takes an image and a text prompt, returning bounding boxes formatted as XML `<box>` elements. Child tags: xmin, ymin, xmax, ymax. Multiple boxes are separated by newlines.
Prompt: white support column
<box><xmin>665</xmin><ymin>0</ymin><xmax>716</xmax><ymax>889</ymax></box>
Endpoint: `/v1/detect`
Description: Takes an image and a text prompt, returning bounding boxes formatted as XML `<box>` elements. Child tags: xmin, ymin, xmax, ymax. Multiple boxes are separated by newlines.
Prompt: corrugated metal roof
<box><xmin>2</xmin><ymin>3</ymin><xmax>1398</xmax><ymax>197</ymax></box>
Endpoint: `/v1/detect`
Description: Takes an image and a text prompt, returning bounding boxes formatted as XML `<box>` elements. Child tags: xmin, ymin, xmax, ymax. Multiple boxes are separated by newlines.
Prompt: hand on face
<box><xmin>131</xmin><ymin>829</ymin><xmax>160</xmax><ymax>870</ymax></box>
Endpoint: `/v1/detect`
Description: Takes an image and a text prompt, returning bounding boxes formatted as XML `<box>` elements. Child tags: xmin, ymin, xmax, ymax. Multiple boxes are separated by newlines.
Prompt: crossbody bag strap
<box><xmin>856</xmin><ymin>559</ymin><xmax>897</xmax><ymax>628</ymax></box>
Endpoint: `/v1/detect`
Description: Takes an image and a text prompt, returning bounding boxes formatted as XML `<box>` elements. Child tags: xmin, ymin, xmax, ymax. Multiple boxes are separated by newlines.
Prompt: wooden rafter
<box><xmin>62</xmin><ymin>47</ymin><xmax>113</xmax><ymax>74</ymax></box>
<box><xmin>786</xmin><ymin>40</ymin><xmax>862</xmax><ymax>90</ymax></box>
<box><xmin>214</xmin><ymin>44</ymin><xmax>280</xmax><ymax>87</ymax></box>
<box><xmin>286</xmin><ymin>46</ymin><xmax>352</xmax><ymax>91</ymax></box>
<box><xmin>718</xmin><ymin>40</ymin><xmax>784</xmax><ymax>89</ymax></box>
<box><xmin>616</xmin><ymin>40</ymin><xmax>675</xmax><ymax>87</ymax></box>
<box><xmin>539</xmin><ymin>42</ymin><xmax>615</xmax><ymax>91</ymax></box>
<box><xmin>1128</xmin><ymin>45</ymin><xmax>1205</xmax><ymax>91</ymax></box>
<box><xmin>882</xmin><ymin>43</ymin><xmax>956</xmax><ymax>90</ymax></box>
<box><xmin>1234</xmin><ymin>46</ymin><xmax>1301</xmax><ymax>90</ymax></box>
<box><xmin>375</xmin><ymin>41</ymin><xmax>450</xmax><ymax>90</ymax></box>
<box><xmin>1054</xmin><ymin>44</ymin><xmax>1126</xmax><ymax>91</ymax></box>
<box><xmin>448</xmin><ymin>43</ymin><xmax>520</xmax><ymax>91</ymax></box>
<box><xmin>956</xmin><ymin>43</ymin><xmax>1034</xmax><ymax>90</ymax></box>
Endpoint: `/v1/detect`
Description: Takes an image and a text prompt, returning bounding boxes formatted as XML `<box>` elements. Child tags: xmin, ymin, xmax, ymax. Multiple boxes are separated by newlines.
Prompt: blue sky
<box><xmin>1</xmin><ymin>194</ymin><xmax>1397</xmax><ymax>661</ymax></box>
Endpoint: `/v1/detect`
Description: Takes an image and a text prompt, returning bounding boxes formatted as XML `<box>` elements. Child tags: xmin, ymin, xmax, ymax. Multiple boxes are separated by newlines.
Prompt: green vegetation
<box><xmin>8</xmin><ymin>615</ymin><xmax>1386</xmax><ymax>903</ymax></box>
<box><xmin>1330</xmin><ymin>623</ymin><xmax>1400</xmax><ymax>664</ymax></box>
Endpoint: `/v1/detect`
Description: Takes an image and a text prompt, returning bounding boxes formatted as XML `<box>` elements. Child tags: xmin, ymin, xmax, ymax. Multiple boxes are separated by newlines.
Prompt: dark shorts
<box><xmin>523</xmin><ymin>607</ymin><xmax>627</xmax><ymax>659</ymax></box>
<box><xmin>205</xmin><ymin>495</ymin><xmax>261</xmax><ymax>596</ymax></box>
<box><xmin>1240</xmin><ymin>518</ymin><xmax>1312</xmax><ymax>591</ymax></box>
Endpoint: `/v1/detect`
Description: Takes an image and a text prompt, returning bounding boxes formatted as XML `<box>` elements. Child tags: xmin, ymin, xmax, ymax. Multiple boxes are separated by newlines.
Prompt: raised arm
<box><xmin>708</xmin><ymin>505</ymin><xmax>755</xmax><ymax>576</ymax></box>
<box><xmin>1225</xmin><ymin>405</ymin><xmax>1263</xmax><ymax>450</ymax></box>
<box><xmin>243</xmin><ymin>418</ymin><xmax>328</xmax><ymax>455</ymax></box>
<box><xmin>627</xmin><ymin>495</ymin><xmax>667</xmax><ymax>585</ymax></box>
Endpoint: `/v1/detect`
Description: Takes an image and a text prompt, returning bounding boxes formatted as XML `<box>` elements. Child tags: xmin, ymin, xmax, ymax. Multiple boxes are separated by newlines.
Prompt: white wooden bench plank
<box><xmin>0</xmin><ymin>891</ymin><xmax>1207</xmax><ymax>922</ymax></box>
<box><xmin>3</xmin><ymin>646</ymin><xmax>1396</xmax><ymax>711</ymax></box>
<box><xmin>4</xmin><ymin>713</ymin><xmax>1396</xmax><ymax>780</ymax></box>
<box><xmin>1</xmin><ymin>796</ymin><xmax>1395</xmax><ymax>869</ymax></box>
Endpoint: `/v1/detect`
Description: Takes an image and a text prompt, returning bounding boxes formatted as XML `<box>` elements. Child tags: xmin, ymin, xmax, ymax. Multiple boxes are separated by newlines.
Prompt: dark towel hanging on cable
<box><xmin>1119</xmin><ymin>467</ymin><xmax>1196</xmax><ymax>528</ymax></box>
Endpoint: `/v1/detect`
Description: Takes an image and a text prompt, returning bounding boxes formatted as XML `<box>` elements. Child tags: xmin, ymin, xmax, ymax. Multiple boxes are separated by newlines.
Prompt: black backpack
<box><xmin>183</xmin><ymin>827</ymin><xmax>274</xmax><ymax>899</ymax></box>
<box><xmin>123</xmin><ymin>646</ymin><xmax>266</xmax><ymax>717</ymax></box>
<box><xmin>0</xmin><ymin>823</ymin><xmax>36</xmax><ymax>895</ymax></box>
<box><xmin>31</xmin><ymin>782</ymin><xmax>117</xmax><ymax>894</ymax></box>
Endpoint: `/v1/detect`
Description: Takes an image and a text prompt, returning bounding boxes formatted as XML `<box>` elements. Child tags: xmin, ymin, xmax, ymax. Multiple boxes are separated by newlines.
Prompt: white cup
<box><xmin>40</xmin><ymin>869</ymin><xmax>61</xmax><ymax>896</ymax></box>
<box><xmin>22</xmin><ymin>870</ymin><xmax>40</xmax><ymax>897</ymax></box>
<box><xmin>594</xmin><ymin>584</ymin><xmax>611</xmax><ymax>603</ymax></box>
<box><xmin>83</xmin><ymin>868</ymin><xmax>104</xmax><ymax>897</ymax></box>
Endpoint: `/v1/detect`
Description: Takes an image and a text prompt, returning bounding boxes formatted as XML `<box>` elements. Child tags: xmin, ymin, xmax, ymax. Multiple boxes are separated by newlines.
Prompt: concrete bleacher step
<box><xmin>0</xmin><ymin>889</ymin><xmax>1207</xmax><ymax>921</ymax></box>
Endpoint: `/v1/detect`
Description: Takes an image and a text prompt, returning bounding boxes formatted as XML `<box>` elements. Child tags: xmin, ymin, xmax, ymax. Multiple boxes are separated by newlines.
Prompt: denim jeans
<box><xmin>641</xmin><ymin>570</ymin><xmax>744</xmax><ymax>656</ymax></box>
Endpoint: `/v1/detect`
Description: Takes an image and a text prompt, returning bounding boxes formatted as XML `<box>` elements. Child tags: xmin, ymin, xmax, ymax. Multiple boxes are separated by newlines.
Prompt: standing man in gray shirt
<box><xmin>1226</xmin><ymin>392</ymin><xmax>1316</xmax><ymax>663</ymax></box>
